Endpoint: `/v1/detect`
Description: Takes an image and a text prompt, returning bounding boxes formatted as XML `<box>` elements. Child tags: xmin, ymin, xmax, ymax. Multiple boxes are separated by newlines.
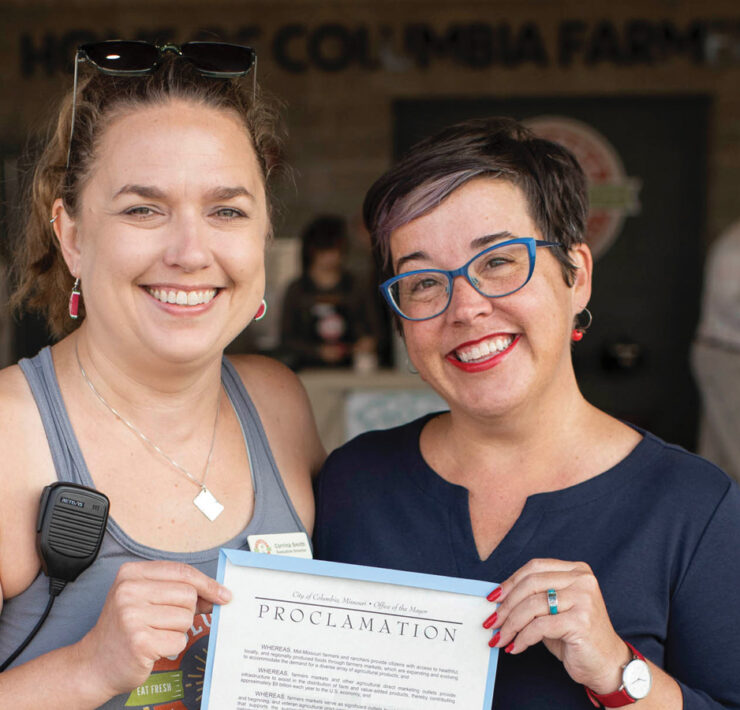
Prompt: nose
<box><xmin>445</xmin><ymin>273</ymin><xmax>494</xmax><ymax>323</ymax></box>
<box><xmin>163</xmin><ymin>211</ymin><xmax>213</xmax><ymax>272</ymax></box>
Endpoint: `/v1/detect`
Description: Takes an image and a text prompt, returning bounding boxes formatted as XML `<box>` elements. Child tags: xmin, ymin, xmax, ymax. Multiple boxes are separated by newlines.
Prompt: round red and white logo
<box><xmin>524</xmin><ymin>116</ymin><xmax>641</xmax><ymax>258</ymax></box>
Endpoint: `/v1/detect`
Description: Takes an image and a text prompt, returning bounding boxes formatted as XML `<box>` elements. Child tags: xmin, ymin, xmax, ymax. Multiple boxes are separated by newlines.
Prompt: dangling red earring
<box><xmin>571</xmin><ymin>307</ymin><xmax>592</xmax><ymax>343</ymax></box>
<box><xmin>69</xmin><ymin>278</ymin><xmax>81</xmax><ymax>319</ymax></box>
<box><xmin>254</xmin><ymin>298</ymin><xmax>267</xmax><ymax>321</ymax></box>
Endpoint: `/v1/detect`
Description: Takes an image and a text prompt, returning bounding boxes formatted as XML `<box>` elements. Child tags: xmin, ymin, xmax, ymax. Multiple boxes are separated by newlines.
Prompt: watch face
<box><xmin>623</xmin><ymin>658</ymin><xmax>652</xmax><ymax>700</ymax></box>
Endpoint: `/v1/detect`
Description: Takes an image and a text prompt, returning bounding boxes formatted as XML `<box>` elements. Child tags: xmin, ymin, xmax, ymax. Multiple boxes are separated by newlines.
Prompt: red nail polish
<box><xmin>505</xmin><ymin>643</ymin><xmax>515</xmax><ymax>654</ymax></box>
<box><xmin>487</xmin><ymin>587</ymin><xmax>502</xmax><ymax>602</ymax></box>
<box><xmin>482</xmin><ymin>611</ymin><xmax>498</xmax><ymax>629</ymax></box>
<box><xmin>488</xmin><ymin>631</ymin><xmax>500</xmax><ymax>647</ymax></box>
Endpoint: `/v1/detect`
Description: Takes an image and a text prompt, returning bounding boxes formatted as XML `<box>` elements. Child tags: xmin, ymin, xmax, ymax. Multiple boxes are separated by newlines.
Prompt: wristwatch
<box><xmin>585</xmin><ymin>642</ymin><xmax>652</xmax><ymax>707</ymax></box>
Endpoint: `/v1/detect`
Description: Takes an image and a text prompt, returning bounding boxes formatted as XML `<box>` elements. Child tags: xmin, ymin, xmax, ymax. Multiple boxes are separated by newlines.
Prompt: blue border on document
<box><xmin>202</xmin><ymin>549</ymin><xmax>499</xmax><ymax>709</ymax></box>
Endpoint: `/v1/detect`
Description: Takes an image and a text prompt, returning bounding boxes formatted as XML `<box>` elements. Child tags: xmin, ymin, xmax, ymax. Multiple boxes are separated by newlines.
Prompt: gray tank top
<box><xmin>0</xmin><ymin>347</ymin><xmax>308</xmax><ymax>709</ymax></box>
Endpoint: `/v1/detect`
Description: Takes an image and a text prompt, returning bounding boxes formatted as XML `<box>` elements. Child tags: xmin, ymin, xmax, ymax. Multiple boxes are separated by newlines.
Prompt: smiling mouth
<box><xmin>452</xmin><ymin>334</ymin><xmax>516</xmax><ymax>363</ymax></box>
<box><xmin>145</xmin><ymin>287</ymin><xmax>219</xmax><ymax>306</ymax></box>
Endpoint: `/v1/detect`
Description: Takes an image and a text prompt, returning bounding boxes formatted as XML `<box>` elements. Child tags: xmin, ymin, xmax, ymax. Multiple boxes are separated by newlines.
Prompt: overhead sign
<box><xmin>16</xmin><ymin>17</ymin><xmax>740</xmax><ymax>77</ymax></box>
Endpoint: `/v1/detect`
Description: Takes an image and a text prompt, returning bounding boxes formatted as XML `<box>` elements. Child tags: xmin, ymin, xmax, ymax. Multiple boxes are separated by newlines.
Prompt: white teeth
<box><xmin>146</xmin><ymin>288</ymin><xmax>217</xmax><ymax>306</ymax></box>
<box><xmin>456</xmin><ymin>335</ymin><xmax>514</xmax><ymax>363</ymax></box>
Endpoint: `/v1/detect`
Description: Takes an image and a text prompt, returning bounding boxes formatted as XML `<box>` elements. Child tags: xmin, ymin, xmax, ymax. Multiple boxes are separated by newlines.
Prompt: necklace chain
<box><xmin>75</xmin><ymin>342</ymin><xmax>221</xmax><ymax>495</ymax></box>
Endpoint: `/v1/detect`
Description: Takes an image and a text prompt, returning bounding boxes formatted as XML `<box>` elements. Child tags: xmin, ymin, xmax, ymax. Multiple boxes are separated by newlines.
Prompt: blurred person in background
<box><xmin>692</xmin><ymin>218</ymin><xmax>740</xmax><ymax>483</ymax></box>
<box><xmin>280</xmin><ymin>214</ymin><xmax>378</xmax><ymax>370</ymax></box>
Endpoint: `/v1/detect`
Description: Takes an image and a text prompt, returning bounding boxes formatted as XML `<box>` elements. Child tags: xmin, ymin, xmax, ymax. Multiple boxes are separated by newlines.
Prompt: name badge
<box><xmin>247</xmin><ymin>532</ymin><xmax>313</xmax><ymax>559</ymax></box>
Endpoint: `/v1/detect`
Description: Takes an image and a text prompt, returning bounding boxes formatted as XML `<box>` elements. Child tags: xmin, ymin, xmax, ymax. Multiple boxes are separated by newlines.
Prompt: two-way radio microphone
<box><xmin>0</xmin><ymin>482</ymin><xmax>109</xmax><ymax>672</ymax></box>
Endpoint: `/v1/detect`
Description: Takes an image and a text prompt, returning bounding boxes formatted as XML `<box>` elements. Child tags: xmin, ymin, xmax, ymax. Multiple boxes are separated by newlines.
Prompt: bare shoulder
<box><xmin>229</xmin><ymin>355</ymin><xmax>321</xmax><ymax>447</ymax></box>
<box><xmin>230</xmin><ymin>355</ymin><xmax>312</xmax><ymax>411</ymax></box>
<box><xmin>227</xmin><ymin>355</ymin><xmax>325</xmax><ymax>533</ymax></box>
<box><xmin>0</xmin><ymin>363</ymin><xmax>56</xmax><ymax>600</ymax></box>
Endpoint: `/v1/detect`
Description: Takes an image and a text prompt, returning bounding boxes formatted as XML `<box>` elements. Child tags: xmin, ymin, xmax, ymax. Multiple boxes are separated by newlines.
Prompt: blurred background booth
<box><xmin>2</xmin><ymin>1</ymin><xmax>739</xmax><ymax>456</ymax></box>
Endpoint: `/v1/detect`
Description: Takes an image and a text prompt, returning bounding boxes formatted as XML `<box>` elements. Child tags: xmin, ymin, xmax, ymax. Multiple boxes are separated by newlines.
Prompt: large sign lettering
<box><xmin>17</xmin><ymin>18</ymin><xmax>740</xmax><ymax>77</ymax></box>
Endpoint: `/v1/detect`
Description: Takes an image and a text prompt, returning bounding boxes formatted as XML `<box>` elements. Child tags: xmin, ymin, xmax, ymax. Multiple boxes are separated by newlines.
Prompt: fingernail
<box><xmin>482</xmin><ymin>611</ymin><xmax>498</xmax><ymax>629</ymax></box>
<box><xmin>219</xmin><ymin>586</ymin><xmax>232</xmax><ymax>603</ymax></box>
<box><xmin>487</xmin><ymin>587</ymin><xmax>502</xmax><ymax>602</ymax></box>
<box><xmin>505</xmin><ymin>642</ymin><xmax>515</xmax><ymax>654</ymax></box>
<box><xmin>488</xmin><ymin>631</ymin><xmax>500</xmax><ymax>647</ymax></box>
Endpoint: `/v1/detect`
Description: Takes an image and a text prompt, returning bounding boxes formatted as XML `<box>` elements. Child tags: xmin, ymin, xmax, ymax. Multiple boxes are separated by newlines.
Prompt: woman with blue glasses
<box><xmin>0</xmin><ymin>42</ymin><xmax>323</xmax><ymax>707</ymax></box>
<box><xmin>314</xmin><ymin>117</ymin><xmax>740</xmax><ymax>709</ymax></box>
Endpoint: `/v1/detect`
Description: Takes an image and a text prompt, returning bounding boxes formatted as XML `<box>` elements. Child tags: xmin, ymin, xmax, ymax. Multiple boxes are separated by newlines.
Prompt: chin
<box><xmin>444</xmin><ymin>378</ymin><xmax>530</xmax><ymax>420</ymax></box>
<box><xmin>140</xmin><ymin>330</ymin><xmax>230</xmax><ymax>366</ymax></box>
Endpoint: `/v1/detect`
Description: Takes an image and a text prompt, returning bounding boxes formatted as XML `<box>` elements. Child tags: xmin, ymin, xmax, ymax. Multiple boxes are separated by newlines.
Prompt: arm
<box><xmin>0</xmin><ymin>561</ymin><xmax>231</xmax><ymax>709</ymax></box>
<box><xmin>663</xmin><ymin>482</ymin><xmax>740</xmax><ymax>709</ymax></box>
<box><xmin>0</xmin><ymin>633</ymin><xmax>109</xmax><ymax>710</ymax></box>
<box><xmin>490</xmin><ymin>482</ymin><xmax>740</xmax><ymax>710</ymax></box>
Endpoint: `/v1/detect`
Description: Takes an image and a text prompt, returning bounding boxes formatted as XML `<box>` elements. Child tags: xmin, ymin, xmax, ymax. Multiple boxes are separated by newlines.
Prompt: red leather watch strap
<box><xmin>584</xmin><ymin>642</ymin><xmax>644</xmax><ymax>708</ymax></box>
<box><xmin>585</xmin><ymin>685</ymin><xmax>636</xmax><ymax>707</ymax></box>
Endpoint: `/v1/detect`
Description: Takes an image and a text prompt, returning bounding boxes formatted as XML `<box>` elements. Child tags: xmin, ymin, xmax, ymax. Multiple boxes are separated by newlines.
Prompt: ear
<box><xmin>569</xmin><ymin>241</ymin><xmax>593</xmax><ymax>315</ymax></box>
<box><xmin>52</xmin><ymin>198</ymin><xmax>81</xmax><ymax>278</ymax></box>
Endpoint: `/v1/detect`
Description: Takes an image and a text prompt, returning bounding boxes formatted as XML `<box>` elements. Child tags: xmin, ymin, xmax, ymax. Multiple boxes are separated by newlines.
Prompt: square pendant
<box><xmin>193</xmin><ymin>487</ymin><xmax>224</xmax><ymax>522</ymax></box>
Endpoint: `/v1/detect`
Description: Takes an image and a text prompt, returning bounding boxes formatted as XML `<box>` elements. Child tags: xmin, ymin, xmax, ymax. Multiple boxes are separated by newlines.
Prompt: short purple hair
<box><xmin>363</xmin><ymin>116</ymin><xmax>588</xmax><ymax>284</ymax></box>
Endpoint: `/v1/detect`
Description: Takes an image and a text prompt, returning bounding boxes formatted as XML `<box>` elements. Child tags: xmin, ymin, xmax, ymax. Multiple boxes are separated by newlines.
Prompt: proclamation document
<box><xmin>202</xmin><ymin>549</ymin><xmax>499</xmax><ymax>710</ymax></box>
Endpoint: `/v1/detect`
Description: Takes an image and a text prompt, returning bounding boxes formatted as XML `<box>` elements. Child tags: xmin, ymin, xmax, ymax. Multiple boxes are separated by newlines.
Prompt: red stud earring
<box><xmin>254</xmin><ymin>298</ymin><xmax>267</xmax><ymax>321</ymax></box>
<box><xmin>69</xmin><ymin>278</ymin><xmax>81</xmax><ymax>319</ymax></box>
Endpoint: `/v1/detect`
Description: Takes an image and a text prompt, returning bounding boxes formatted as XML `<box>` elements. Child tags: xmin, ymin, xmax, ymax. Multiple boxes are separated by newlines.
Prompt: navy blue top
<box><xmin>314</xmin><ymin>414</ymin><xmax>740</xmax><ymax>709</ymax></box>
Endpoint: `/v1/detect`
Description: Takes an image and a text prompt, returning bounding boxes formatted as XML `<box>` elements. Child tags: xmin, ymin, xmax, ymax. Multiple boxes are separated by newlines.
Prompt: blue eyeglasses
<box><xmin>380</xmin><ymin>237</ymin><xmax>561</xmax><ymax>321</ymax></box>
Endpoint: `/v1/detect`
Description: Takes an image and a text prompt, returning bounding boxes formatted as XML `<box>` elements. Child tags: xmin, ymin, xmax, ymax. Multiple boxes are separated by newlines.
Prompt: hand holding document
<box><xmin>202</xmin><ymin>550</ymin><xmax>499</xmax><ymax>709</ymax></box>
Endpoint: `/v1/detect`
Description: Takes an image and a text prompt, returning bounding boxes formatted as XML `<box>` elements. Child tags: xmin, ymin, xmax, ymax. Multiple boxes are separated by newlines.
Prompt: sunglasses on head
<box><xmin>66</xmin><ymin>40</ymin><xmax>257</xmax><ymax>168</ymax></box>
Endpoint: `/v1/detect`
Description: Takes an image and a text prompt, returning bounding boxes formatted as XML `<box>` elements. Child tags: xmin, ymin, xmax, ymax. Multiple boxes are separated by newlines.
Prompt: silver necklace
<box><xmin>75</xmin><ymin>343</ymin><xmax>225</xmax><ymax>521</ymax></box>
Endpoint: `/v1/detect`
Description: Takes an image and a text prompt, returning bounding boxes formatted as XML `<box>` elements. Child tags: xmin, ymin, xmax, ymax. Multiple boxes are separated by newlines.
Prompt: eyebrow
<box><xmin>113</xmin><ymin>185</ymin><xmax>255</xmax><ymax>201</ymax></box>
<box><xmin>207</xmin><ymin>186</ymin><xmax>255</xmax><ymax>201</ymax></box>
<box><xmin>395</xmin><ymin>250</ymin><xmax>428</xmax><ymax>273</ymax></box>
<box><xmin>394</xmin><ymin>231</ymin><xmax>516</xmax><ymax>273</ymax></box>
<box><xmin>114</xmin><ymin>184</ymin><xmax>167</xmax><ymax>200</ymax></box>
<box><xmin>469</xmin><ymin>231</ymin><xmax>515</xmax><ymax>250</ymax></box>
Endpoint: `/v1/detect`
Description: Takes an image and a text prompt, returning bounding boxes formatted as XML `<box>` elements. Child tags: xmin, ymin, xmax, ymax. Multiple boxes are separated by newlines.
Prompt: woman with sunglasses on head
<box><xmin>314</xmin><ymin>118</ymin><xmax>740</xmax><ymax>709</ymax></box>
<box><xmin>0</xmin><ymin>42</ymin><xmax>323</xmax><ymax>708</ymax></box>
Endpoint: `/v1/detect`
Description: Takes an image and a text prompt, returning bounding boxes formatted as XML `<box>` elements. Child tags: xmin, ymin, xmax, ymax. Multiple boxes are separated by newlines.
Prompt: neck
<box><xmin>432</xmin><ymin>369</ymin><xmax>595</xmax><ymax>494</ymax></box>
<box><xmin>64</xmin><ymin>326</ymin><xmax>223</xmax><ymax>439</ymax></box>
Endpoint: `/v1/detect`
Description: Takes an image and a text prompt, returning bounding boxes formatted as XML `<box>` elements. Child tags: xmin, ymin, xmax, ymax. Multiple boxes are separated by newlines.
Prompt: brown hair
<box><xmin>300</xmin><ymin>214</ymin><xmax>348</xmax><ymax>275</ymax></box>
<box><xmin>363</xmin><ymin>116</ymin><xmax>588</xmax><ymax>284</ymax></box>
<box><xmin>11</xmin><ymin>52</ymin><xmax>284</xmax><ymax>338</ymax></box>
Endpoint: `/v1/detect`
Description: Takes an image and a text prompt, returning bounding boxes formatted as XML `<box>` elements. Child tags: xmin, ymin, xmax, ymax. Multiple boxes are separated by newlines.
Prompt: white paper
<box><xmin>203</xmin><ymin>552</ymin><xmax>498</xmax><ymax>710</ymax></box>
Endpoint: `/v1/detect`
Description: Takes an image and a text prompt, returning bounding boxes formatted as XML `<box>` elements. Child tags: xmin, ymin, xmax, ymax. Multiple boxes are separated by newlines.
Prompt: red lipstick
<box><xmin>445</xmin><ymin>334</ymin><xmax>520</xmax><ymax>373</ymax></box>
